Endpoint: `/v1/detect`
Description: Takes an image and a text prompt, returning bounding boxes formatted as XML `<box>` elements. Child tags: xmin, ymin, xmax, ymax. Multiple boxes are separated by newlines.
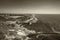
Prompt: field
<box><xmin>36</xmin><ymin>14</ymin><xmax>60</xmax><ymax>31</ymax></box>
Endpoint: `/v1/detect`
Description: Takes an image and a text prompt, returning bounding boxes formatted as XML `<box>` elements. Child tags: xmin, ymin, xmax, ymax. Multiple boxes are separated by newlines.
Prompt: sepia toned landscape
<box><xmin>0</xmin><ymin>0</ymin><xmax>60</xmax><ymax>40</ymax></box>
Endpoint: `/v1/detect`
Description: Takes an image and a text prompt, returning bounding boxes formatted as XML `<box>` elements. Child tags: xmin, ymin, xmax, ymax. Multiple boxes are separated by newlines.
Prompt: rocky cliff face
<box><xmin>0</xmin><ymin>14</ymin><xmax>37</xmax><ymax>40</ymax></box>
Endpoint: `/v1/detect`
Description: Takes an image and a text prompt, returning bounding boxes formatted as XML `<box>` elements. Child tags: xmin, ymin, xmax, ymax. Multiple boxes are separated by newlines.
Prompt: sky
<box><xmin>0</xmin><ymin>0</ymin><xmax>60</xmax><ymax>14</ymax></box>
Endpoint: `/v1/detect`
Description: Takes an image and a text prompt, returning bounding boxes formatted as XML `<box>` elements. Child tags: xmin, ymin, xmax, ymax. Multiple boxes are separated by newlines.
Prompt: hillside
<box><xmin>0</xmin><ymin>14</ymin><xmax>60</xmax><ymax>40</ymax></box>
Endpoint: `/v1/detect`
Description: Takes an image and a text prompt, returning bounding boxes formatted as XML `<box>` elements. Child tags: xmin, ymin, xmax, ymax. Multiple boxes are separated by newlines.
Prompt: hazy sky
<box><xmin>0</xmin><ymin>0</ymin><xmax>60</xmax><ymax>14</ymax></box>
